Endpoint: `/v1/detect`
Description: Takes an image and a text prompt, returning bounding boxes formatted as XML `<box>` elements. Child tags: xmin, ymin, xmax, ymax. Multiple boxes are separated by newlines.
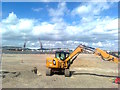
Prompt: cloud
<box><xmin>1</xmin><ymin>2</ymin><xmax>118</xmax><ymax>51</ymax></box>
<box><xmin>32</xmin><ymin>22</ymin><xmax>55</xmax><ymax>36</ymax></box>
<box><xmin>49</xmin><ymin>2</ymin><xmax>67</xmax><ymax>18</ymax></box>
<box><xmin>18</xmin><ymin>19</ymin><xmax>34</xmax><ymax>31</ymax></box>
<box><xmin>2</xmin><ymin>12</ymin><xmax>18</xmax><ymax>24</ymax></box>
<box><xmin>48</xmin><ymin>2</ymin><xmax>69</xmax><ymax>25</ymax></box>
<box><xmin>71</xmin><ymin>2</ymin><xmax>111</xmax><ymax>17</ymax></box>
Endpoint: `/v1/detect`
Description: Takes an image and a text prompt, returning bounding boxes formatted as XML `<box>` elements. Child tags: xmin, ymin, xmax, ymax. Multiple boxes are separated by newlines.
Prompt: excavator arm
<box><xmin>94</xmin><ymin>48</ymin><xmax>119</xmax><ymax>63</ymax></box>
<box><xmin>64</xmin><ymin>45</ymin><xmax>83</xmax><ymax>68</ymax></box>
<box><xmin>63</xmin><ymin>44</ymin><xmax>119</xmax><ymax>69</ymax></box>
<box><xmin>81</xmin><ymin>45</ymin><xmax>119</xmax><ymax>63</ymax></box>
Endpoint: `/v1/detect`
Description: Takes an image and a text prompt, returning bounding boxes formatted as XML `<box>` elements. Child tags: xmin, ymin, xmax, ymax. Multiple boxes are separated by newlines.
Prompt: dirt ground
<box><xmin>1</xmin><ymin>54</ymin><xmax>118</xmax><ymax>88</ymax></box>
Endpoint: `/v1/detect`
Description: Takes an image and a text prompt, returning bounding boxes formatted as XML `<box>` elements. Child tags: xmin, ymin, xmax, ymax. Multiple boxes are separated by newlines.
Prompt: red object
<box><xmin>115</xmin><ymin>77</ymin><xmax>120</xmax><ymax>84</ymax></box>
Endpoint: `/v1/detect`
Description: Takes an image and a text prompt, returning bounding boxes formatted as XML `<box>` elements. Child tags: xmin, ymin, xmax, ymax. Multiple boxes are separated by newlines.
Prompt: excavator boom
<box><xmin>64</xmin><ymin>45</ymin><xmax>83</xmax><ymax>68</ymax></box>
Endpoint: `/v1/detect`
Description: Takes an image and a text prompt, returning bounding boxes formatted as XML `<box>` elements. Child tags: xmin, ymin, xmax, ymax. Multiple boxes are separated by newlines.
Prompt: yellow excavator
<box><xmin>46</xmin><ymin>44</ymin><xmax>119</xmax><ymax>77</ymax></box>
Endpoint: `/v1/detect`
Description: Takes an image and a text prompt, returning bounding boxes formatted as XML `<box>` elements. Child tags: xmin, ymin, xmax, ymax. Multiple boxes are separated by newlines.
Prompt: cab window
<box><xmin>55</xmin><ymin>52</ymin><xmax>66</xmax><ymax>60</ymax></box>
<box><xmin>60</xmin><ymin>53</ymin><xmax>65</xmax><ymax>60</ymax></box>
<box><xmin>56</xmin><ymin>53</ymin><xmax>60</xmax><ymax>59</ymax></box>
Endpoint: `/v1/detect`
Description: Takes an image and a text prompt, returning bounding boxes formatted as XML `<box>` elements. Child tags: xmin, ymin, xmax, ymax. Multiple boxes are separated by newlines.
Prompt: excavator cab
<box><xmin>55</xmin><ymin>51</ymin><xmax>70</xmax><ymax>61</ymax></box>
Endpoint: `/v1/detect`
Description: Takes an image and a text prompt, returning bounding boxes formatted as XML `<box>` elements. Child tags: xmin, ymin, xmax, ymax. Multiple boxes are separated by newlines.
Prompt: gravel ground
<box><xmin>1</xmin><ymin>54</ymin><xmax>118</xmax><ymax>88</ymax></box>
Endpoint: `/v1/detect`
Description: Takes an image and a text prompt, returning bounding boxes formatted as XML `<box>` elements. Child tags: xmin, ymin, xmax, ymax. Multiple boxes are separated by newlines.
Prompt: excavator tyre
<box><xmin>46</xmin><ymin>68</ymin><xmax>52</xmax><ymax>76</ymax></box>
<box><xmin>65</xmin><ymin>69</ymin><xmax>70</xmax><ymax>77</ymax></box>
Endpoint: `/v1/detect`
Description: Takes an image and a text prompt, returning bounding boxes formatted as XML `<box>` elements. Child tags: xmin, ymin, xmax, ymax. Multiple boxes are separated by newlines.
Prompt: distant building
<box><xmin>2</xmin><ymin>46</ymin><xmax>72</xmax><ymax>54</ymax></box>
<box><xmin>2</xmin><ymin>46</ymin><xmax>23</xmax><ymax>51</ymax></box>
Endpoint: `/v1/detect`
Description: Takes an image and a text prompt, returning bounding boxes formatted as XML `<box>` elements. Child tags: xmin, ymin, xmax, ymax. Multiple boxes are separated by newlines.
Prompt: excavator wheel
<box><xmin>65</xmin><ymin>69</ymin><xmax>70</xmax><ymax>77</ymax></box>
<box><xmin>46</xmin><ymin>68</ymin><xmax>52</xmax><ymax>76</ymax></box>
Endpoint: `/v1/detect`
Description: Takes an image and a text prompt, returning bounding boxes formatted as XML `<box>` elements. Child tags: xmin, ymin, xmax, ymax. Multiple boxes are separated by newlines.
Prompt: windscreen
<box><xmin>55</xmin><ymin>52</ymin><xmax>66</xmax><ymax>61</ymax></box>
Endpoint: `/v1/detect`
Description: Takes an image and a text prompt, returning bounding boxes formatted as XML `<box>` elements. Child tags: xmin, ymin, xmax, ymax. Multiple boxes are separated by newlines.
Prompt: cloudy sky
<box><xmin>1</xmin><ymin>2</ymin><xmax>119</xmax><ymax>51</ymax></box>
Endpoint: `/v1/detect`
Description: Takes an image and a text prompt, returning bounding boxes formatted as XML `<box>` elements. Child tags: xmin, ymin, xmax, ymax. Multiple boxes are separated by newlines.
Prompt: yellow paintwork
<box><xmin>46</xmin><ymin>57</ymin><xmax>59</xmax><ymax>68</ymax></box>
<box><xmin>95</xmin><ymin>48</ymin><xmax>119</xmax><ymax>63</ymax></box>
<box><xmin>46</xmin><ymin>45</ymin><xmax>83</xmax><ymax>69</ymax></box>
